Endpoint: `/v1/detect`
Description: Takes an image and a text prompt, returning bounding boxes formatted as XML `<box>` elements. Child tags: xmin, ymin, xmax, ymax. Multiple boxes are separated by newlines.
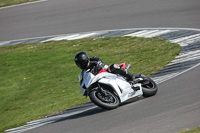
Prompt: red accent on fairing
<box><xmin>119</xmin><ymin>63</ymin><xmax>126</xmax><ymax>69</ymax></box>
<box><xmin>96</xmin><ymin>69</ymin><xmax>108</xmax><ymax>75</ymax></box>
<box><xmin>96</xmin><ymin>63</ymin><xmax>128</xmax><ymax>75</ymax></box>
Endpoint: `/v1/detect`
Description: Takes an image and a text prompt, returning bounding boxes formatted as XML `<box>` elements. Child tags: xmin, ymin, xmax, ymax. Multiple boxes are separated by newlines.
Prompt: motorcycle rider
<box><xmin>74</xmin><ymin>51</ymin><xmax>134</xmax><ymax>82</ymax></box>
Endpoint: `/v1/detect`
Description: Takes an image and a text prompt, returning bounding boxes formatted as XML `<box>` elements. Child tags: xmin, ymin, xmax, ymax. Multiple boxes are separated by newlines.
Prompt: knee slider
<box><xmin>109</xmin><ymin>64</ymin><xmax>121</xmax><ymax>74</ymax></box>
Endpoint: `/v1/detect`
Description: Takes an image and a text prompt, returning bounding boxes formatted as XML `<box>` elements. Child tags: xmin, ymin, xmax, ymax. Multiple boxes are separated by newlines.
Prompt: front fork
<box><xmin>97</xmin><ymin>84</ymin><xmax>108</xmax><ymax>97</ymax></box>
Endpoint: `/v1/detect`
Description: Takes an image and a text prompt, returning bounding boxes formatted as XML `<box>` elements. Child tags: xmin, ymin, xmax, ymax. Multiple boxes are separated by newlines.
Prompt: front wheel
<box><xmin>89</xmin><ymin>89</ymin><xmax>120</xmax><ymax>110</ymax></box>
<box><xmin>140</xmin><ymin>76</ymin><xmax>158</xmax><ymax>97</ymax></box>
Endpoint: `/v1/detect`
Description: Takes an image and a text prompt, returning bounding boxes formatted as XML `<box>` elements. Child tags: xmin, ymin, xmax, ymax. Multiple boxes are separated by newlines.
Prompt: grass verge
<box><xmin>0</xmin><ymin>37</ymin><xmax>180</xmax><ymax>132</ymax></box>
<box><xmin>179</xmin><ymin>127</ymin><xmax>200</xmax><ymax>133</ymax></box>
<box><xmin>0</xmin><ymin>0</ymin><xmax>38</xmax><ymax>7</ymax></box>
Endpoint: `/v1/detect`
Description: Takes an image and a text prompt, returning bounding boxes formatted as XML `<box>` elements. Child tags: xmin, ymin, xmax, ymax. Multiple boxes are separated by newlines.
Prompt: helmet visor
<box><xmin>75</xmin><ymin>59</ymin><xmax>88</xmax><ymax>69</ymax></box>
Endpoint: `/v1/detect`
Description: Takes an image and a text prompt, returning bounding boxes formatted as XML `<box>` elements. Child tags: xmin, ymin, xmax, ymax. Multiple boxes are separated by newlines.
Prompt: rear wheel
<box><xmin>140</xmin><ymin>76</ymin><xmax>158</xmax><ymax>97</ymax></box>
<box><xmin>89</xmin><ymin>89</ymin><xmax>120</xmax><ymax>110</ymax></box>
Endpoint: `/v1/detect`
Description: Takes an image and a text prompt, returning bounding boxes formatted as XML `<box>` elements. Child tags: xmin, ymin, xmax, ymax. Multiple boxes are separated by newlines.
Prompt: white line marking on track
<box><xmin>124</xmin><ymin>30</ymin><xmax>149</xmax><ymax>36</ymax></box>
<box><xmin>179</xmin><ymin>36</ymin><xmax>200</xmax><ymax>47</ymax></box>
<box><xmin>42</xmin><ymin>34</ymin><xmax>80</xmax><ymax>42</ymax></box>
<box><xmin>133</xmin><ymin>30</ymin><xmax>160</xmax><ymax>37</ymax></box>
<box><xmin>144</xmin><ymin>30</ymin><xmax>178</xmax><ymax>38</ymax></box>
<box><xmin>176</xmin><ymin>50</ymin><xmax>200</xmax><ymax>59</ymax></box>
<box><xmin>172</xmin><ymin>57</ymin><xmax>200</xmax><ymax>64</ymax></box>
<box><xmin>124</xmin><ymin>30</ymin><xmax>177</xmax><ymax>38</ymax></box>
<box><xmin>42</xmin><ymin>33</ymin><xmax>97</xmax><ymax>42</ymax></box>
<box><xmin>0</xmin><ymin>41</ymin><xmax>8</xmax><ymax>46</ymax></box>
<box><xmin>0</xmin><ymin>0</ymin><xmax>48</xmax><ymax>10</ymax></box>
<box><xmin>153</xmin><ymin>73</ymin><xmax>179</xmax><ymax>84</ymax></box>
<box><xmin>153</xmin><ymin>62</ymin><xmax>200</xmax><ymax>84</ymax></box>
<box><xmin>5</xmin><ymin>106</ymin><xmax>97</xmax><ymax>133</ymax></box>
<box><xmin>170</xmin><ymin>33</ymin><xmax>200</xmax><ymax>43</ymax></box>
<box><xmin>57</xmin><ymin>34</ymin><xmax>81</xmax><ymax>40</ymax></box>
<box><xmin>67</xmin><ymin>33</ymin><xmax>97</xmax><ymax>40</ymax></box>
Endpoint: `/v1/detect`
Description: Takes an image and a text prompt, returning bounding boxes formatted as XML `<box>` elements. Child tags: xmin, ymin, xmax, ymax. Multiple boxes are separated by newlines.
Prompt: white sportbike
<box><xmin>79</xmin><ymin>63</ymin><xmax>158</xmax><ymax>109</ymax></box>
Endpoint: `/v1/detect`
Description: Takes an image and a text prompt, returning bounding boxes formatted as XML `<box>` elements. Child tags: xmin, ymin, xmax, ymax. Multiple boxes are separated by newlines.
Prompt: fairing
<box><xmin>79</xmin><ymin>71</ymin><xmax>143</xmax><ymax>103</ymax></box>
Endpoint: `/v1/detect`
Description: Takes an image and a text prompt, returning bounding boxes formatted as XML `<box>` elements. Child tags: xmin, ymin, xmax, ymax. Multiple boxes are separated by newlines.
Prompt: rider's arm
<box><xmin>89</xmin><ymin>56</ymin><xmax>106</xmax><ymax>75</ymax></box>
<box><xmin>90</xmin><ymin>56</ymin><xmax>106</xmax><ymax>68</ymax></box>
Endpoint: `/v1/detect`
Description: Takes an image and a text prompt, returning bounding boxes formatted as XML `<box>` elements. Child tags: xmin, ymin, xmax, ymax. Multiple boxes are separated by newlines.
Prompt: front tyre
<box><xmin>89</xmin><ymin>89</ymin><xmax>120</xmax><ymax>110</ymax></box>
<box><xmin>141</xmin><ymin>76</ymin><xmax>158</xmax><ymax>97</ymax></box>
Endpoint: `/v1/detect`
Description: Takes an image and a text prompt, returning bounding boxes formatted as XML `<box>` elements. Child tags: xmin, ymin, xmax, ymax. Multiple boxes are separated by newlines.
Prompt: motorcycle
<box><xmin>79</xmin><ymin>63</ymin><xmax>158</xmax><ymax>109</ymax></box>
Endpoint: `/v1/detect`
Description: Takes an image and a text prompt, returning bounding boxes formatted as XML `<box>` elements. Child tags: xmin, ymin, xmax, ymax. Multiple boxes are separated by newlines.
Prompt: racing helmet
<box><xmin>74</xmin><ymin>51</ymin><xmax>89</xmax><ymax>69</ymax></box>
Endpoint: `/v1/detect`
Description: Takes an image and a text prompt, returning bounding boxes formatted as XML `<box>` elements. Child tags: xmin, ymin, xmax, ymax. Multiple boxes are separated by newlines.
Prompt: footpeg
<box><xmin>132</xmin><ymin>86</ymin><xmax>140</xmax><ymax>91</ymax></box>
<box><xmin>133</xmin><ymin>78</ymin><xmax>143</xmax><ymax>84</ymax></box>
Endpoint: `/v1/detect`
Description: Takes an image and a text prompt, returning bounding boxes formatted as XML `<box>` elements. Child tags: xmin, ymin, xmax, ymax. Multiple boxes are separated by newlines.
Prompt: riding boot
<box><xmin>132</xmin><ymin>73</ymin><xmax>142</xmax><ymax>78</ymax></box>
<box><xmin>108</xmin><ymin>64</ymin><xmax>135</xmax><ymax>82</ymax></box>
<box><xmin>118</xmin><ymin>67</ymin><xmax>134</xmax><ymax>82</ymax></box>
<box><xmin>126</xmin><ymin>73</ymin><xmax>135</xmax><ymax>82</ymax></box>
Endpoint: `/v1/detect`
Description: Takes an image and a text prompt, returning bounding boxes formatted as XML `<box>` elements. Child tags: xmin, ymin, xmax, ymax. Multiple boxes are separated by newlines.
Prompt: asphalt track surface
<box><xmin>1</xmin><ymin>0</ymin><xmax>200</xmax><ymax>133</ymax></box>
<box><xmin>0</xmin><ymin>0</ymin><xmax>200</xmax><ymax>41</ymax></box>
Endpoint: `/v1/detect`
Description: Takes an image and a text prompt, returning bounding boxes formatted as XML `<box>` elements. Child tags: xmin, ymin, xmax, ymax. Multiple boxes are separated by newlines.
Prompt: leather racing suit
<box><xmin>85</xmin><ymin>56</ymin><xmax>133</xmax><ymax>81</ymax></box>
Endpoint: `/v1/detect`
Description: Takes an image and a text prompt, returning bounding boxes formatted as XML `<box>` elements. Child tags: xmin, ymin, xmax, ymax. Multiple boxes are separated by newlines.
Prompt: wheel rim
<box><xmin>142</xmin><ymin>80</ymin><xmax>155</xmax><ymax>89</ymax></box>
<box><xmin>95</xmin><ymin>90</ymin><xmax>118</xmax><ymax>104</ymax></box>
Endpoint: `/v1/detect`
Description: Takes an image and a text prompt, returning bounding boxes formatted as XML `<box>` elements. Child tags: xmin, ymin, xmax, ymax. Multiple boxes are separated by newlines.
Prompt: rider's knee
<box><xmin>108</xmin><ymin>64</ymin><xmax>120</xmax><ymax>74</ymax></box>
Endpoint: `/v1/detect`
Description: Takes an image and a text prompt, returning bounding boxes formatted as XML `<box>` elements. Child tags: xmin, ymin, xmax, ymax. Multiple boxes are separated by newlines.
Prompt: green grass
<box><xmin>179</xmin><ymin>127</ymin><xmax>200</xmax><ymax>133</ymax></box>
<box><xmin>0</xmin><ymin>0</ymin><xmax>38</xmax><ymax>7</ymax></box>
<box><xmin>0</xmin><ymin>37</ymin><xmax>180</xmax><ymax>132</ymax></box>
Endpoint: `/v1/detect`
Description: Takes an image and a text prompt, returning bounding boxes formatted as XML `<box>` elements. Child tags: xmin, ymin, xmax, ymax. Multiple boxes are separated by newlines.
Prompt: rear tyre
<box><xmin>140</xmin><ymin>76</ymin><xmax>158</xmax><ymax>97</ymax></box>
<box><xmin>89</xmin><ymin>89</ymin><xmax>120</xmax><ymax>110</ymax></box>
